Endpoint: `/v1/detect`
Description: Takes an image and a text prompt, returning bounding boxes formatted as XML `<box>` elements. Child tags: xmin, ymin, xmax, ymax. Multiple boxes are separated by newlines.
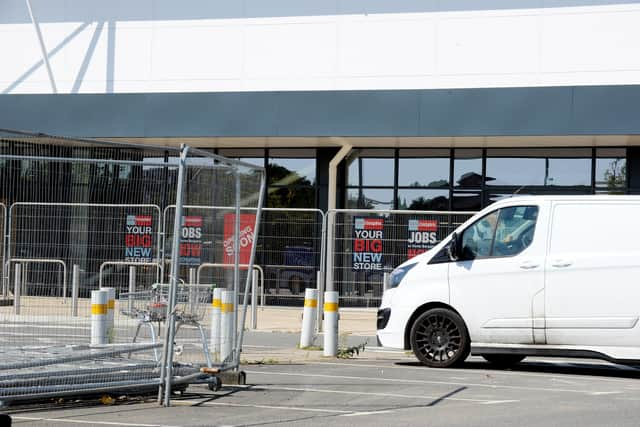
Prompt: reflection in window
<box><xmin>398</xmin><ymin>149</ymin><xmax>450</xmax><ymax>187</ymax></box>
<box><xmin>268</xmin><ymin>158</ymin><xmax>315</xmax><ymax>186</ymax></box>
<box><xmin>486</xmin><ymin>149</ymin><xmax>591</xmax><ymax>187</ymax></box>
<box><xmin>452</xmin><ymin>191</ymin><xmax>482</xmax><ymax>211</ymax></box>
<box><xmin>267</xmin><ymin>186</ymin><xmax>315</xmax><ymax>208</ymax></box>
<box><xmin>397</xmin><ymin>189</ymin><xmax>450</xmax><ymax>210</ymax></box>
<box><xmin>596</xmin><ymin>149</ymin><xmax>626</xmax><ymax>193</ymax></box>
<box><xmin>461</xmin><ymin>210</ymin><xmax>499</xmax><ymax>259</ymax></box>
<box><xmin>346</xmin><ymin>188</ymin><xmax>394</xmax><ymax>210</ymax></box>
<box><xmin>453</xmin><ymin>149</ymin><xmax>482</xmax><ymax>188</ymax></box>
<box><xmin>347</xmin><ymin>158</ymin><xmax>394</xmax><ymax>187</ymax></box>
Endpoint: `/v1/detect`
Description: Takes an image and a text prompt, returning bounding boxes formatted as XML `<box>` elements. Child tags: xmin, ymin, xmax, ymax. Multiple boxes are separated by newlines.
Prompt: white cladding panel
<box><xmin>2</xmin><ymin>1</ymin><xmax>640</xmax><ymax>93</ymax></box>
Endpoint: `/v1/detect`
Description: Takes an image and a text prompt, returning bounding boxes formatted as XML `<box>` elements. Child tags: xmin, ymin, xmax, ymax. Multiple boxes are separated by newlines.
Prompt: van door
<box><xmin>545</xmin><ymin>201</ymin><xmax>640</xmax><ymax>346</ymax></box>
<box><xmin>449</xmin><ymin>204</ymin><xmax>546</xmax><ymax>344</ymax></box>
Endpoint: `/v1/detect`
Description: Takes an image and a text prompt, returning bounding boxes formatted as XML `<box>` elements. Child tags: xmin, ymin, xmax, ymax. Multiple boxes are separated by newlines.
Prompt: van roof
<box><xmin>491</xmin><ymin>194</ymin><xmax>640</xmax><ymax>206</ymax></box>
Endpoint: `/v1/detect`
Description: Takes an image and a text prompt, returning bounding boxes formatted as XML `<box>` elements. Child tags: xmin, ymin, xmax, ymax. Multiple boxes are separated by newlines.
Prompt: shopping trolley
<box><xmin>120</xmin><ymin>282</ymin><xmax>214</xmax><ymax>367</ymax></box>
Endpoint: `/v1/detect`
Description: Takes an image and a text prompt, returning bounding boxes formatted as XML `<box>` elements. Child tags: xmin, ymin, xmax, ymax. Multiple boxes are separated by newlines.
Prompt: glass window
<box><xmin>595</xmin><ymin>148</ymin><xmax>626</xmax><ymax>193</ymax></box>
<box><xmin>346</xmin><ymin>149</ymin><xmax>395</xmax><ymax>187</ymax></box>
<box><xmin>268</xmin><ymin>149</ymin><xmax>316</xmax><ymax>186</ymax></box>
<box><xmin>486</xmin><ymin>149</ymin><xmax>591</xmax><ymax>187</ymax></box>
<box><xmin>453</xmin><ymin>149</ymin><xmax>482</xmax><ymax>188</ymax></box>
<box><xmin>347</xmin><ymin>158</ymin><xmax>394</xmax><ymax>187</ymax></box>
<box><xmin>460</xmin><ymin>206</ymin><xmax>538</xmax><ymax>260</ymax></box>
<box><xmin>267</xmin><ymin>186</ymin><xmax>315</xmax><ymax>208</ymax></box>
<box><xmin>397</xmin><ymin>189</ymin><xmax>450</xmax><ymax>210</ymax></box>
<box><xmin>346</xmin><ymin>188</ymin><xmax>394</xmax><ymax>210</ymax></box>
<box><xmin>461</xmin><ymin>210</ymin><xmax>499</xmax><ymax>259</ymax></box>
<box><xmin>492</xmin><ymin>206</ymin><xmax>538</xmax><ymax>257</ymax></box>
<box><xmin>398</xmin><ymin>149</ymin><xmax>450</xmax><ymax>187</ymax></box>
<box><xmin>452</xmin><ymin>191</ymin><xmax>482</xmax><ymax>211</ymax></box>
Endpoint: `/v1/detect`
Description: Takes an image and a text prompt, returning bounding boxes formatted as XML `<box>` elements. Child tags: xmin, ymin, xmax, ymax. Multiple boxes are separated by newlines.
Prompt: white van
<box><xmin>377</xmin><ymin>195</ymin><xmax>640</xmax><ymax>368</ymax></box>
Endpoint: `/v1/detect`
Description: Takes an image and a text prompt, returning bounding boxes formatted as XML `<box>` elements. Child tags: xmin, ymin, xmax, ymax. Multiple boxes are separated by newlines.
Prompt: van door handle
<box><xmin>519</xmin><ymin>261</ymin><xmax>539</xmax><ymax>270</ymax></box>
<box><xmin>551</xmin><ymin>260</ymin><xmax>572</xmax><ymax>268</ymax></box>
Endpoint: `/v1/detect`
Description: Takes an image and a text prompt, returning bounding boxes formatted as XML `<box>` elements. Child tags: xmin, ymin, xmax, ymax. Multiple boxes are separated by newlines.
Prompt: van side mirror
<box><xmin>447</xmin><ymin>232</ymin><xmax>460</xmax><ymax>261</ymax></box>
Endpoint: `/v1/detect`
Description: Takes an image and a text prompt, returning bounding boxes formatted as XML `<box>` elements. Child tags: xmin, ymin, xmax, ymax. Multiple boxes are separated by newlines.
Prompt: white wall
<box><xmin>2</xmin><ymin>0</ymin><xmax>640</xmax><ymax>94</ymax></box>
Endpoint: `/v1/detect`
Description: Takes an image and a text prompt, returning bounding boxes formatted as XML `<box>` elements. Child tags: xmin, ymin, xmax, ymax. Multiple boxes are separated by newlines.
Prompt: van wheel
<box><xmin>410</xmin><ymin>308</ymin><xmax>470</xmax><ymax>368</ymax></box>
<box><xmin>482</xmin><ymin>354</ymin><xmax>526</xmax><ymax>367</ymax></box>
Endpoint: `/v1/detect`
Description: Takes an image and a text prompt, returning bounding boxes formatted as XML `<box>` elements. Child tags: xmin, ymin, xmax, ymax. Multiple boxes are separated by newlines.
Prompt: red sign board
<box><xmin>223</xmin><ymin>213</ymin><xmax>256</xmax><ymax>265</ymax></box>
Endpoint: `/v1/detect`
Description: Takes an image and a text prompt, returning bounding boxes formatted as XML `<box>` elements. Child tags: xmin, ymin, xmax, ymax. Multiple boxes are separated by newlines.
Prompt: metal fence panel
<box><xmin>159</xmin><ymin>148</ymin><xmax>265</xmax><ymax>404</ymax></box>
<box><xmin>163</xmin><ymin>207</ymin><xmax>324</xmax><ymax>308</ymax></box>
<box><xmin>326</xmin><ymin>209</ymin><xmax>476</xmax><ymax>308</ymax></box>
<box><xmin>0</xmin><ymin>131</ymin><xmax>230</xmax><ymax>406</ymax></box>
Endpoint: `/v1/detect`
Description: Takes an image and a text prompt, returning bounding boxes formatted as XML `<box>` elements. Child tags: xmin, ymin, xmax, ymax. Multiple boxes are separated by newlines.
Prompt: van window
<box><xmin>460</xmin><ymin>206</ymin><xmax>538</xmax><ymax>260</ymax></box>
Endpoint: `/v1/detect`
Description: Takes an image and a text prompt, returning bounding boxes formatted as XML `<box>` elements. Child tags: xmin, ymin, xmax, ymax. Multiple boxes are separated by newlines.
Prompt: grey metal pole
<box><xmin>234</xmin><ymin>169</ymin><xmax>266</xmax><ymax>368</ymax></box>
<box><xmin>189</xmin><ymin>267</ymin><xmax>196</xmax><ymax>313</ymax></box>
<box><xmin>72</xmin><ymin>264</ymin><xmax>79</xmax><ymax>317</ymax></box>
<box><xmin>14</xmin><ymin>263</ymin><xmax>21</xmax><ymax>315</ymax></box>
<box><xmin>128</xmin><ymin>266</ymin><xmax>136</xmax><ymax>314</ymax></box>
<box><xmin>160</xmin><ymin>144</ymin><xmax>189</xmax><ymax>407</ymax></box>
<box><xmin>232</xmin><ymin>171</ymin><xmax>240</xmax><ymax>356</ymax></box>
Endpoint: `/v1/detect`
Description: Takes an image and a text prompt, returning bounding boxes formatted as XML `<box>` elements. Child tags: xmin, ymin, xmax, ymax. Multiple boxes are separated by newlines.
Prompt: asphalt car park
<box><xmin>7</xmin><ymin>353</ymin><xmax>640</xmax><ymax>427</ymax></box>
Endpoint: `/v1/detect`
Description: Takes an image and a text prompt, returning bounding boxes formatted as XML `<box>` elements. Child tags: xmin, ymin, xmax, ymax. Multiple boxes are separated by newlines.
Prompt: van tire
<box><xmin>482</xmin><ymin>354</ymin><xmax>526</xmax><ymax>367</ymax></box>
<box><xmin>410</xmin><ymin>308</ymin><xmax>470</xmax><ymax>368</ymax></box>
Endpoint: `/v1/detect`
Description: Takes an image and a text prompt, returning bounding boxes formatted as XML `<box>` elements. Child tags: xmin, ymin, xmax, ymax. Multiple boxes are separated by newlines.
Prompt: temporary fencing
<box><xmin>158</xmin><ymin>146</ymin><xmax>265</xmax><ymax>405</ymax></box>
<box><xmin>163</xmin><ymin>207</ymin><xmax>325</xmax><ymax>307</ymax></box>
<box><xmin>0</xmin><ymin>130</ymin><xmax>265</xmax><ymax>407</ymax></box>
<box><xmin>325</xmin><ymin>209</ymin><xmax>475</xmax><ymax>308</ymax></box>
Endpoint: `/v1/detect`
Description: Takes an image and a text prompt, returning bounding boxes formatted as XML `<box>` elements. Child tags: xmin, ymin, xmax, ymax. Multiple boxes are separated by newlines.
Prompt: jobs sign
<box><xmin>407</xmin><ymin>219</ymin><xmax>438</xmax><ymax>259</ymax></box>
<box><xmin>125</xmin><ymin>215</ymin><xmax>153</xmax><ymax>262</ymax></box>
<box><xmin>223</xmin><ymin>213</ymin><xmax>256</xmax><ymax>265</ymax></box>
<box><xmin>352</xmin><ymin>217</ymin><xmax>384</xmax><ymax>271</ymax></box>
<box><xmin>180</xmin><ymin>216</ymin><xmax>203</xmax><ymax>266</ymax></box>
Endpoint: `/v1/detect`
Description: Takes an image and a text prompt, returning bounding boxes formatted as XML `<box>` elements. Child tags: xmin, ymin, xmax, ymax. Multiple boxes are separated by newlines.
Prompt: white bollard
<box><xmin>323</xmin><ymin>291</ymin><xmax>339</xmax><ymax>357</ymax></box>
<box><xmin>91</xmin><ymin>290</ymin><xmax>108</xmax><ymax>345</ymax></box>
<box><xmin>128</xmin><ymin>266</ymin><xmax>136</xmax><ymax>314</ymax></box>
<box><xmin>13</xmin><ymin>264</ymin><xmax>21</xmax><ymax>315</ymax></box>
<box><xmin>220</xmin><ymin>290</ymin><xmax>235</xmax><ymax>363</ymax></box>
<box><xmin>299</xmin><ymin>288</ymin><xmax>318</xmax><ymax>348</ymax></box>
<box><xmin>210</xmin><ymin>288</ymin><xmax>222</xmax><ymax>362</ymax></box>
<box><xmin>100</xmin><ymin>287</ymin><xmax>115</xmax><ymax>343</ymax></box>
<box><xmin>251</xmin><ymin>269</ymin><xmax>258</xmax><ymax>330</ymax></box>
<box><xmin>72</xmin><ymin>264</ymin><xmax>80</xmax><ymax>317</ymax></box>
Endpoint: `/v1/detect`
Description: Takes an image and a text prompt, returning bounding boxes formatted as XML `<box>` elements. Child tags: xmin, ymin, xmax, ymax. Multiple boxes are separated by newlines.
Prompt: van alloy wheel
<box><xmin>410</xmin><ymin>308</ymin><xmax>470</xmax><ymax>368</ymax></box>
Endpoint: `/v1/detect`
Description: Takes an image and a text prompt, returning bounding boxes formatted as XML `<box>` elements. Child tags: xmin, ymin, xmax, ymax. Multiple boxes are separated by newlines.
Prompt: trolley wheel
<box><xmin>208</xmin><ymin>378</ymin><xmax>222</xmax><ymax>392</ymax></box>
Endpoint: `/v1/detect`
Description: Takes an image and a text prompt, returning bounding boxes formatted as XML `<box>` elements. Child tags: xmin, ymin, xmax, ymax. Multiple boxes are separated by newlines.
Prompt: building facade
<box><xmin>2</xmin><ymin>0</ymin><xmax>640</xmax><ymax>211</ymax></box>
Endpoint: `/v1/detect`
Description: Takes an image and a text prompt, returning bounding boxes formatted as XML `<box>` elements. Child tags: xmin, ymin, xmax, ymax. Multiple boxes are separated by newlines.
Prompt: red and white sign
<box><xmin>407</xmin><ymin>219</ymin><xmax>438</xmax><ymax>259</ymax></box>
<box><xmin>223</xmin><ymin>213</ymin><xmax>256</xmax><ymax>265</ymax></box>
<box><xmin>125</xmin><ymin>215</ymin><xmax>153</xmax><ymax>262</ymax></box>
<box><xmin>352</xmin><ymin>217</ymin><xmax>384</xmax><ymax>271</ymax></box>
<box><xmin>180</xmin><ymin>216</ymin><xmax>203</xmax><ymax>265</ymax></box>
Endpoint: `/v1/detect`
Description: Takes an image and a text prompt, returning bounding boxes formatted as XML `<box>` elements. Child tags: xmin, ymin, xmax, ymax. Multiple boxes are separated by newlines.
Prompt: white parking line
<box><xmin>341</xmin><ymin>410</ymin><xmax>394</xmax><ymax>417</ymax></box>
<box><xmin>11</xmin><ymin>416</ymin><xmax>176</xmax><ymax>427</ymax></box>
<box><xmin>174</xmin><ymin>400</ymin><xmax>351</xmax><ymax>414</ymax></box>
<box><xmin>306</xmin><ymin>361</ymin><xmax>640</xmax><ymax>385</ymax></box>
<box><xmin>254</xmin><ymin>384</ymin><xmax>518</xmax><ymax>404</ymax></box>
<box><xmin>246</xmin><ymin>369</ymin><xmax>620</xmax><ymax>395</ymax></box>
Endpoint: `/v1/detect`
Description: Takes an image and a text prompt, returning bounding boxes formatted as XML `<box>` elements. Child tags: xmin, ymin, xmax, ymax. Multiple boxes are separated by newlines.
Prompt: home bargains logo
<box><xmin>408</xmin><ymin>219</ymin><xmax>437</xmax><ymax>232</ymax></box>
<box><xmin>127</xmin><ymin>215</ymin><xmax>152</xmax><ymax>227</ymax></box>
<box><xmin>354</xmin><ymin>218</ymin><xmax>384</xmax><ymax>231</ymax></box>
